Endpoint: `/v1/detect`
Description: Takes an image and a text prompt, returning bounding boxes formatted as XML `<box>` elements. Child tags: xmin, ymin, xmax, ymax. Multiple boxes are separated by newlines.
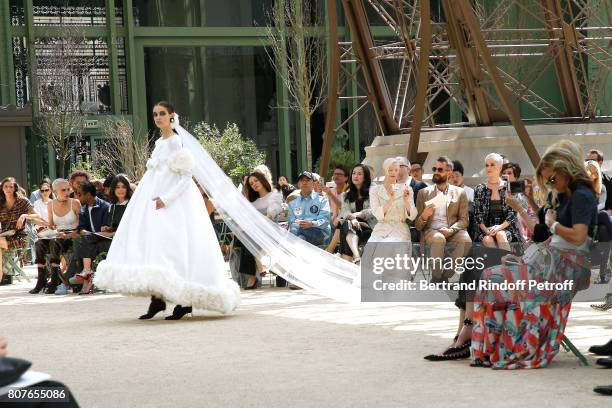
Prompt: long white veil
<box><xmin>173</xmin><ymin>118</ymin><xmax>360</xmax><ymax>302</ymax></box>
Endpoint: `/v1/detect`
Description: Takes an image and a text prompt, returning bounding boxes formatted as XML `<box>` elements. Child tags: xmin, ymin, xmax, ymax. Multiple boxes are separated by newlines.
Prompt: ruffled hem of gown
<box><xmin>94</xmin><ymin>260</ymin><xmax>241</xmax><ymax>314</ymax></box>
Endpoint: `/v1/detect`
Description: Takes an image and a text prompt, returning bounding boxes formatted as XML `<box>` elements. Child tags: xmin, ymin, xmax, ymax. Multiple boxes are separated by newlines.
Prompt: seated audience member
<box><xmin>471</xmin><ymin>140</ymin><xmax>596</xmax><ymax>369</ymax></box>
<box><xmin>31</xmin><ymin>179</ymin><xmax>80</xmax><ymax>294</ymax></box>
<box><xmin>64</xmin><ymin>182</ymin><xmax>110</xmax><ymax>295</ymax></box>
<box><xmin>287</xmin><ymin>171</ymin><xmax>331</xmax><ymax>246</ymax></box>
<box><xmin>587</xmin><ymin>149</ymin><xmax>612</xmax><ymax>215</ymax></box>
<box><xmin>410</xmin><ymin>162</ymin><xmax>426</xmax><ymax>184</ymax></box>
<box><xmin>236</xmin><ymin>172</ymin><xmax>283</xmax><ymax>289</ymax></box>
<box><xmin>277</xmin><ymin>176</ymin><xmax>296</xmax><ymax>201</ymax></box>
<box><xmin>253</xmin><ymin>164</ymin><xmax>274</xmax><ymax>190</ymax></box>
<box><xmin>369</xmin><ymin>158</ymin><xmax>417</xmax><ymax>242</ymax></box>
<box><xmin>0</xmin><ymin>177</ymin><xmax>41</xmax><ymax>284</ymax></box>
<box><xmin>585</xmin><ymin>160</ymin><xmax>612</xmax><ymax>282</ymax></box>
<box><xmin>324</xmin><ymin>165</ymin><xmax>350</xmax><ymax>252</ymax></box>
<box><xmin>501</xmin><ymin>162</ymin><xmax>536</xmax><ymax>242</ymax></box>
<box><xmin>79</xmin><ymin>175</ymin><xmax>132</xmax><ymax>295</ymax></box>
<box><xmin>29</xmin><ymin>177</ymin><xmax>52</xmax><ymax>204</ymax></box>
<box><xmin>451</xmin><ymin>160</ymin><xmax>476</xmax><ymax>240</ymax></box>
<box><xmin>68</xmin><ymin>171</ymin><xmax>90</xmax><ymax>198</ymax></box>
<box><xmin>397</xmin><ymin>156</ymin><xmax>427</xmax><ymax>242</ymax></box>
<box><xmin>102</xmin><ymin>174</ymin><xmax>115</xmax><ymax>201</ymax></box>
<box><xmin>32</xmin><ymin>180</ymin><xmax>53</xmax><ymax>223</ymax></box>
<box><xmin>337</xmin><ymin>164</ymin><xmax>376</xmax><ymax>264</ymax></box>
<box><xmin>473</xmin><ymin>153</ymin><xmax>521</xmax><ymax>251</ymax></box>
<box><xmin>415</xmin><ymin>157</ymin><xmax>471</xmax><ymax>283</ymax></box>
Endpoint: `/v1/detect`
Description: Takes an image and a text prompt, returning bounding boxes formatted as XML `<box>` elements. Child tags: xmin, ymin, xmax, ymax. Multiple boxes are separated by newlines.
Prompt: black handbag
<box><xmin>0</xmin><ymin>357</ymin><xmax>31</xmax><ymax>388</ymax></box>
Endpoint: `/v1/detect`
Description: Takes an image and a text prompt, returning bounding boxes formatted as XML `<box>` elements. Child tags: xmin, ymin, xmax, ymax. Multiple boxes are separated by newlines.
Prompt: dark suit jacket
<box><xmin>410</xmin><ymin>178</ymin><xmax>428</xmax><ymax>206</ymax></box>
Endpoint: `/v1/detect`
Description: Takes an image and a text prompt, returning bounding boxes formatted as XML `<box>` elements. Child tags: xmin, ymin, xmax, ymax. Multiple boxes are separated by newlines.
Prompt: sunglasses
<box><xmin>545</xmin><ymin>175</ymin><xmax>557</xmax><ymax>185</ymax></box>
<box><xmin>40</xmin><ymin>189</ymin><xmax>50</xmax><ymax>192</ymax></box>
<box><xmin>432</xmin><ymin>167</ymin><xmax>446</xmax><ymax>173</ymax></box>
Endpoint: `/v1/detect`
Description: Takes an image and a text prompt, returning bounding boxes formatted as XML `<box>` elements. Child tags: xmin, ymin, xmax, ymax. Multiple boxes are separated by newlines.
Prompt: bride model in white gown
<box><xmin>94</xmin><ymin>101</ymin><xmax>240</xmax><ymax>320</ymax></box>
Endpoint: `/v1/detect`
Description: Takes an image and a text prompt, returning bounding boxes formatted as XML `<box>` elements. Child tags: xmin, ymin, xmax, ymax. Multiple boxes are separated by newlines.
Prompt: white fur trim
<box><xmin>94</xmin><ymin>260</ymin><xmax>241</xmax><ymax>314</ymax></box>
<box><xmin>167</xmin><ymin>148</ymin><xmax>194</xmax><ymax>175</ymax></box>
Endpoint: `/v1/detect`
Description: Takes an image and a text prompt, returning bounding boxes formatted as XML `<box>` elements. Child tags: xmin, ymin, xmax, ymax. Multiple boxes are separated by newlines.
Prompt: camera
<box><xmin>509</xmin><ymin>180</ymin><xmax>525</xmax><ymax>194</ymax></box>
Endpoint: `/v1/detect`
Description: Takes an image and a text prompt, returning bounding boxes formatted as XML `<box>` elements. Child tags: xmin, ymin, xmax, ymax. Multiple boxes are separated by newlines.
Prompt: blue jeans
<box><xmin>295</xmin><ymin>228</ymin><xmax>327</xmax><ymax>246</ymax></box>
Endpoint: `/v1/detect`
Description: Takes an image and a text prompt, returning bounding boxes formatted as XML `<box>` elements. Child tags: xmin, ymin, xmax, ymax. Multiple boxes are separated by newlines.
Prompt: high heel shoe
<box><xmin>139</xmin><ymin>296</ymin><xmax>166</xmax><ymax>320</ymax></box>
<box><xmin>165</xmin><ymin>305</ymin><xmax>193</xmax><ymax>320</ymax></box>
<box><xmin>78</xmin><ymin>285</ymin><xmax>95</xmax><ymax>295</ymax></box>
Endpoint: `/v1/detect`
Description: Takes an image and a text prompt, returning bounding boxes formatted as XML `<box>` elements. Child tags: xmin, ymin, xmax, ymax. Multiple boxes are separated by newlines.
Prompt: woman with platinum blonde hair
<box><xmin>368</xmin><ymin>157</ymin><xmax>417</xmax><ymax>242</ymax></box>
<box><xmin>473</xmin><ymin>152</ymin><xmax>521</xmax><ymax>250</ymax></box>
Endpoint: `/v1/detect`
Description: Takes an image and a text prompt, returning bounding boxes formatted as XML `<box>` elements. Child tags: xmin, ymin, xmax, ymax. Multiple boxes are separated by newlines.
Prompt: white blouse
<box><xmin>253</xmin><ymin>191</ymin><xmax>283</xmax><ymax>220</ymax></box>
<box><xmin>33</xmin><ymin>198</ymin><xmax>51</xmax><ymax>223</ymax></box>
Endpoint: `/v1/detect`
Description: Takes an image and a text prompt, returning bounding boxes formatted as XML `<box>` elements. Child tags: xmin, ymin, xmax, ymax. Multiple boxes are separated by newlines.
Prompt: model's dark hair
<box><xmin>245</xmin><ymin>172</ymin><xmax>272</xmax><ymax>202</ymax></box>
<box><xmin>109</xmin><ymin>174</ymin><xmax>133</xmax><ymax>204</ymax></box>
<box><xmin>0</xmin><ymin>177</ymin><xmax>20</xmax><ymax>208</ymax></box>
<box><xmin>345</xmin><ymin>164</ymin><xmax>372</xmax><ymax>203</ymax></box>
<box><xmin>155</xmin><ymin>101</ymin><xmax>175</xmax><ymax>114</ymax></box>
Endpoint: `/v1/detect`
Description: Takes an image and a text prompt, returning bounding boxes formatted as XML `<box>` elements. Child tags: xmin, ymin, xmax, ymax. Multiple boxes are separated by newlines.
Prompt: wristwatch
<box><xmin>549</xmin><ymin>221</ymin><xmax>559</xmax><ymax>235</ymax></box>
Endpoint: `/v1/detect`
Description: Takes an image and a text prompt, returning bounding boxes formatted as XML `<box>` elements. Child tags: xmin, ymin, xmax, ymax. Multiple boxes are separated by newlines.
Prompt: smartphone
<box><xmin>509</xmin><ymin>180</ymin><xmax>525</xmax><ymax>194</ymax></box>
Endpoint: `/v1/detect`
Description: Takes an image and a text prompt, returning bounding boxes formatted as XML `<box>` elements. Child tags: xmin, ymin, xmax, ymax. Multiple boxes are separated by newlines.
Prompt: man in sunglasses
<box><xmin>415</xmin><ymin>157</ymin><xmax>472</xmax><ymax>283</ymax></box>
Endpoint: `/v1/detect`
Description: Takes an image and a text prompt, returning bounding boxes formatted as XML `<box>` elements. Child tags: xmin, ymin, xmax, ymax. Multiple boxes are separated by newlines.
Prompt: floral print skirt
<box><xmin>471</xmin><ymin>247</ymin><xmax>590</xmax><ymax>369</ymax></box>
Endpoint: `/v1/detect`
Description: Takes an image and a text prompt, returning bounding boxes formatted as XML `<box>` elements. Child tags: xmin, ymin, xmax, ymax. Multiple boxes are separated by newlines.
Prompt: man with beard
<box><xmin>415</xmin><ymin>156</ymin><xmax>472</xmax><ymax>283</ymax></box>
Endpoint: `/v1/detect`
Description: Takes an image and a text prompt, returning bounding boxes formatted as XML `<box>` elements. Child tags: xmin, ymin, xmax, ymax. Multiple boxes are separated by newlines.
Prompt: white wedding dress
<box><xmin>94</xmin><ymin>133</ymin><xmax>240</xmax><ymax>314</ymax></box>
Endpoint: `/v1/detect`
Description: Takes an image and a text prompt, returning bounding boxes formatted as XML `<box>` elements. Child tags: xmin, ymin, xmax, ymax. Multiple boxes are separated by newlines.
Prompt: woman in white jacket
<box><xmin>369</xmin><ymin>158</ymin><xmax>418</xmax><ymax>242</ymax></box>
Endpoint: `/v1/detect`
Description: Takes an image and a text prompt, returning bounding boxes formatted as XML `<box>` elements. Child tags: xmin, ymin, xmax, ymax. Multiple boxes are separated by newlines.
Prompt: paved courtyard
<box><xmin>2</xmin><ymin>271</ymin><xmax>612</xmax><ymax>408</ymax></box>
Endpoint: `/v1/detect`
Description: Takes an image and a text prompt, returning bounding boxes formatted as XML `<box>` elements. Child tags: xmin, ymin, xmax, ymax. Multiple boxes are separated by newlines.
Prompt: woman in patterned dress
<box><xmin>0</xmin><ymin>177</ymin><xmax>40</xmax><ymax>283</ymax></box>
<box><xmin>473</xmin><ymin>153</ymin><xmax>521</xmax><ymax>251</ymax></box>
<box><xmin>471</xmin><ymin>140</ymin><xmax>597</xmax><ymax>369</ymax></box>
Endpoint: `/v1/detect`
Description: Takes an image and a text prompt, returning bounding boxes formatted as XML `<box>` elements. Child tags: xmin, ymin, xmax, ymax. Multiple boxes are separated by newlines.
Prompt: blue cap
<box><xmin>297</xmin><ymin>171</ymin><xmax>314</xmax><ymax>181</ymax></box>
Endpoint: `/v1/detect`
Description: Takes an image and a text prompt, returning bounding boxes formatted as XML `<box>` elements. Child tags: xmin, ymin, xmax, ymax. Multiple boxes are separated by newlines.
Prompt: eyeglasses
<box><xmin>40</xmin><ymin>189</ymin><xmax>50</xmax><ymax>192</ymax></box>
<box><xmin>432</xmin><ymin>167</ymin><xmax>446</xmax><ymax>173</ymax></box>
<box><xmin>545</xmin><ymin>175</ymin><xmax>557</xmax><ymax>185</ymax></box>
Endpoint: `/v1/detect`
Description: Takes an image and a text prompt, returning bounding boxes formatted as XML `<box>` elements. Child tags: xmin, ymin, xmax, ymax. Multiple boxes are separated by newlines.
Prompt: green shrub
<box><xmin>192</xmin><ymin>122</ymin><xmax>266</xmax><ymax>185</ymax></box>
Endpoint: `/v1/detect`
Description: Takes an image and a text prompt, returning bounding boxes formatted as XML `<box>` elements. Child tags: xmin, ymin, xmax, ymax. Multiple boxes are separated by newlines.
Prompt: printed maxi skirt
<box><xmin>471</xmin><ymin>247</ymin><xmax>590</xmax><ymax>369</ymax></box>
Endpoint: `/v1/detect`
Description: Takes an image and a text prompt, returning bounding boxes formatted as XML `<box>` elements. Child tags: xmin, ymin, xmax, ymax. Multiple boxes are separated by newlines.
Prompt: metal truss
<box><xmin>320</xmin><ymin>0</ymin><xmax>611</xmax><ymax>172</ymax></box>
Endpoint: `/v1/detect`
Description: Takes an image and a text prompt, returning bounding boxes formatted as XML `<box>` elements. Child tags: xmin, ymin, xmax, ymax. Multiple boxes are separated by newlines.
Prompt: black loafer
<box><xmin>589</xmin><ymin>339</ymin><xmax>612</xmax><ymax>356</ymax></box>
<box><xmin>596</xmin><ymin>357</ymin><xmax>612</xmax><ymax>368</ymax></box>
<box><xmin>593</xmin><ymin>385</ymin><xmax>612</xmax><ymax>395</ymax></box>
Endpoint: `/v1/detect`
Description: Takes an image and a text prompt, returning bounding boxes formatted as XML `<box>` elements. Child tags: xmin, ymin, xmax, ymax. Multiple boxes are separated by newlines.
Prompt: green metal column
<box><xmin>296</xmin><ymin>112</ymin><xmax>307</xmax><ymax>172</ymax></box>
<box><xmin>0</xmin><ymin>1</ymin><xmax>16</xmax><ymax>105</ymax></box>
<box><xmin>274</xmin><ymin>0</ymin><xmax>292</xmax><ymax>179</ymax></box>
<box><xmin>105</xmin><ymin>0</ymin><xmax>121</xmax><ymax>115</ymax></box>
<box><xmin>25</xmin><ymin>0</ymin><xmax>55</xmax><ymax>178</ymax></box>
<box><xmin>123</xmin><ymin>0</ymin><xmax>140</xmax><ymax>121</ymax></box>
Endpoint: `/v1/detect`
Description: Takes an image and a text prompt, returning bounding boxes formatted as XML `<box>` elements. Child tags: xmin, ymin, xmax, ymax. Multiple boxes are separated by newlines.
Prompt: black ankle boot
<box><xmin>29</xmin><ymin>267</ymin><xmax>48</xmax><ymax>294</ymax></box>
<box><xmin>44</xmin><ymin>267</ymin><xmax>61</xmax><ymax>294</ymax></box>
<box><xmin>589</xmin><ymin>338</ymin><xmax>612</xmax><ymax>356</ymax></box>
<box><xmin>139</xmin><ymin>296</ymin><xmax>166</xmax><ymax>320</ymax></box>
<box><xmin>165</xmin><ymin>305</ymin><xmax>193</xmax><ymax>320</ymax></box>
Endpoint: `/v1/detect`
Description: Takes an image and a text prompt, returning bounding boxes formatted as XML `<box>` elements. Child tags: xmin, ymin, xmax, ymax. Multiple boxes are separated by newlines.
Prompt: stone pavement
<box><xmin>1</xmin><ymin>273</ymin><xmax>612</xmax><ymax>408</ymax></box>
